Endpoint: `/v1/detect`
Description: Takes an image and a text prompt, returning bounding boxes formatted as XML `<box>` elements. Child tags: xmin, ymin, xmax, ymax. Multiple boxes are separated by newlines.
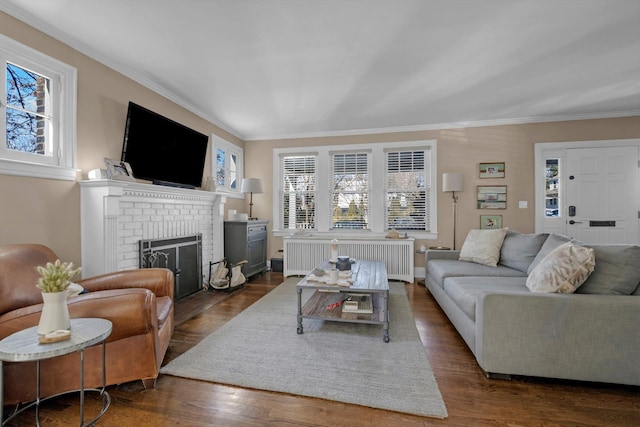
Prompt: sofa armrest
<box><xmin>475</xmin><ymin>292</ymin><xmax>640</xmax><ymax>385</ymax></box>
<box><xmin>0</xmin><ymin>289</ymin><xmax>159</xmax><ymax>342</ymax></box>
<box><xmin>78</xmin><ymin>268</ymin><xmax>174</xmax><ymax>300</ymax></box>
<box><xmin>425</xmin><ymin>249</ymin><xmax>460</xmax><ymax>263</ymax></box>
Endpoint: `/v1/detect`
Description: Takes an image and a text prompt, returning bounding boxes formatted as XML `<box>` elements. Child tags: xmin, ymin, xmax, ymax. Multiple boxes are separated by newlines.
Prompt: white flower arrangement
<box><xmin>36</xmin><ymin>259</ymin><xmax>81</xmax><ymax>293</ymax></box>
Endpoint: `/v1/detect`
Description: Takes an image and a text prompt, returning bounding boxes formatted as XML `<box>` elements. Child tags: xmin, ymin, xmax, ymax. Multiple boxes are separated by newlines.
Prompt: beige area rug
<box><xmin>160</xmin><ymin>278</ymin><xmax>448</xmax><ymax>419</ymax></box>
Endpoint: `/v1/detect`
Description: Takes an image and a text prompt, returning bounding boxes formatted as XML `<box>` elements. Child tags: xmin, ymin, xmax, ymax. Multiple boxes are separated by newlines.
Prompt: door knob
<box><xmin>569</xmin><ymin>220</ymin><xmax>582</xmax><ymax>225</ymax></box>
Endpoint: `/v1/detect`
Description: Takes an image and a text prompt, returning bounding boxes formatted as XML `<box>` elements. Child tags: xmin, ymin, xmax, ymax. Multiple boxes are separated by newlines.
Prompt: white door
<box><xmin>566</xmin><ymin>146</ymin><xmax>638</xmax><ymax>244</ymax></box>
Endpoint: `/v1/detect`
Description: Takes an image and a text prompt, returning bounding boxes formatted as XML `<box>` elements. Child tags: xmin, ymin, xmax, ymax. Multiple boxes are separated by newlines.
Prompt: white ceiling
<box><xmin>2</xmin><ymin>0</ymin><xmax>639</xmax><ymax>140</ymax></box>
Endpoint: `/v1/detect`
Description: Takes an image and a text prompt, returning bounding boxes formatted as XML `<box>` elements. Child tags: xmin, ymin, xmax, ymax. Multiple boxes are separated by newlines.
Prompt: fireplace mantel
<box><xmin>79</xmin><ymin>179</ymin><xmax>225</xmax><ymax>279</ymax></box>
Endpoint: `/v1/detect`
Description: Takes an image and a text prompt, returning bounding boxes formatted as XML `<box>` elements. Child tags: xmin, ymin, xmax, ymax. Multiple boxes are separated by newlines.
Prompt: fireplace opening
<box><xmin>139</xmin><ymin>233</ymin><xmax>203</xmax><ymax>300</ymax></box>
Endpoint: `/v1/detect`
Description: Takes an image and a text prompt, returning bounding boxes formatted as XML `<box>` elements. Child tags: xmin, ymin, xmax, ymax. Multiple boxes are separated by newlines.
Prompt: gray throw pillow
<box><xmin>576</xmin><ymin>245</ymin><xmax>640</xmax><ymax>295</ymax></box>
<box><xmin>500</xmin><ymin>230</ymin><xmax>549</xmax><ymax>273</ymax></box>
<box><xmin>527</xmin><ymin>233</ymin><xmax>573</xmax><ymax>275</ymax></box>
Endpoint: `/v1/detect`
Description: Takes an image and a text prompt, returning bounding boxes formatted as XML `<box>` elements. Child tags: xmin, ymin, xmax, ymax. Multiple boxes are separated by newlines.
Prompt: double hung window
<box><xmin>330</xmin><ymin>152</ymin><xmax>369</xmax><ymax>230</ymax></box>
<box><xmin>385</xmin><ymin>149</ymin><xmax>428</xmax><ymax>231</ymax></box>
<box><xmin>279</xmin><ymin>154</ymin><xmax>317</xmax><ymax>230</ymax></box>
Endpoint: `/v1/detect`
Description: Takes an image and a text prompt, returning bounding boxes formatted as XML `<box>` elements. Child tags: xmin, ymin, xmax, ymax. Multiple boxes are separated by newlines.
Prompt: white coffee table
<box><xmin>0</xmin><ymin>318</ymin><xmax>112</xmax><ymax>426</ymax></box>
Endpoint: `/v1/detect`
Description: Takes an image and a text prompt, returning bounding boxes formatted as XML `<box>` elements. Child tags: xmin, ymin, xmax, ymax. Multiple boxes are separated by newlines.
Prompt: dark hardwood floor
<box><xmin>5</xmin><ymin>271</ymin><xmax>639</xmax><ymax>426</ymax></box>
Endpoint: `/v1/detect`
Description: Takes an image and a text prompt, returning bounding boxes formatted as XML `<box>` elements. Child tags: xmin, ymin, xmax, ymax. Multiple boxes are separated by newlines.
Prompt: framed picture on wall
<box><xmin>479</xmin><ymin>162</ymin><xmax>505</xmax><ymax>178</ymax></box>
<box><xmin>477</xmin><ymin>186</ymin><xmax>507</xmax><ymax>209</ymax></box>
<box><xmin>104</xmin><ymin>158</ymin><xmax>136</xmax><ymax>182</ymax></box>
<box><xmin>480</xmin><ymin>215</ymin><xmax>502</xmax><ymax>229</ymax></box>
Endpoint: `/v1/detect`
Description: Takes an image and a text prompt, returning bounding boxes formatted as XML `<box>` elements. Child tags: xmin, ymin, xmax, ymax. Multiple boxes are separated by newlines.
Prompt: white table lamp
<box><xmin>241</xmin><ymin>178</ymin><xmax>263</xmax><ymax>220</ymax></box>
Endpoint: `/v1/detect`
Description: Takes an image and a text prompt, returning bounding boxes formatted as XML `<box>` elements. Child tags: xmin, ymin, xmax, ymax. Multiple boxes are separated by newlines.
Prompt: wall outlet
<box><xmin>519</xmin><ymin>201</ymin><xmax>528</xmax><ymax>209</ymax></box>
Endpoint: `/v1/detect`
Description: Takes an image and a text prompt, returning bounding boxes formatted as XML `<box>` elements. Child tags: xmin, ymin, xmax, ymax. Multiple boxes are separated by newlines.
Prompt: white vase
<box><xmin>37</xmin><ymin>291</ymin><xmax>71</xmax><ymax>335</ymax></box>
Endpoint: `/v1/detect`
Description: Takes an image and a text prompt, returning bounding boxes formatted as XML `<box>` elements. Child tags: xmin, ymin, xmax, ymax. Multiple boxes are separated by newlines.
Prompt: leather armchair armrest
<box><xmin>0</xmin><ymin>289</ymin><xmax>158</xmax><ymax>342</ymax></box>
<box><xmin>78</xmin><ymin>268</ymin><xmax>174</xmax><ymax>300</ymax></box>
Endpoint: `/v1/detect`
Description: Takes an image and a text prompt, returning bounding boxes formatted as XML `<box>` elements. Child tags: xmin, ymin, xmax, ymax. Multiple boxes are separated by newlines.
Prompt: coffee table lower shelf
<box><xmin>296</xmin><ymin>289</ymin><xmax>389</xmax><ymax>342</ymax></box>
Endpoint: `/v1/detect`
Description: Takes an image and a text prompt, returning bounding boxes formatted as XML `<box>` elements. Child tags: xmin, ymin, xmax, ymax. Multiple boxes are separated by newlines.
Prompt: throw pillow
<box><xmin>576</xmin><ymin>244</ymin><xmax>640</xmax><ymax>295</ymax></box>
<box><xmin>459</xmin><ymin>228</ymin><xmax>508</xmax><ymax>267</ymax></box>
<box><xmin>66</xmin><ymin>282</ymin><xmax>85</xmax><ymax>298</ymax></box>
<box><xmin>499</xmin><ymin>230</ymin><xmax>549</xmax><ymax>273</ymax></box>
<box><xmin>526</xmin><ymin>233</ymin><xmax>573</xmax><ymax>274</ymax></box>
<box><xmin>526</xmin><ymin>242</ymin><xmax>595</xmax><ymax>293</ymax></box>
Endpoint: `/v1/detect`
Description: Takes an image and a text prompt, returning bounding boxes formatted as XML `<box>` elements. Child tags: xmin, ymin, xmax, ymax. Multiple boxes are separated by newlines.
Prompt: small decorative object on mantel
<box><xmin>36</xmin><ymin>259</ymin><xmax>81</xmax><ymax>336</ymax></box>
<box><xmin>104</xmin><ymin>157</ymin><xmax>136</xmax><ymax>182</ymax></box>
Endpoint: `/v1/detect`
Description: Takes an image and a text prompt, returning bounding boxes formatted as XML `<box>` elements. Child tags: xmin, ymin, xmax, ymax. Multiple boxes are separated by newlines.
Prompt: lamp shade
<box><xmin>241</xmin><ymin>178</ymin><xmax>263</xmax><ymax>194</ymax></box>
<box><xmin>442</xmin><ymin>173</ymin><xmax>463</xmax><ymax>193</ymax></box>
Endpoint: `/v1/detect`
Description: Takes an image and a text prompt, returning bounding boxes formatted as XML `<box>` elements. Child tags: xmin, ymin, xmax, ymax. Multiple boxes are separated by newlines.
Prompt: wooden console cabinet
<box><xmin>224</xmin><ymin>220</ymin><xmax>268</xmax><ymax>278</ymax></box>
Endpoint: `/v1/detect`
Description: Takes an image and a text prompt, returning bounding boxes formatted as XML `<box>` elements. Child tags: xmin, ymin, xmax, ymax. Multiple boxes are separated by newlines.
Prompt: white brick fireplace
<box><xmin>79</xmin><ymin>180</ymin><xmax>225</xmax><ymax>281</ymax></box>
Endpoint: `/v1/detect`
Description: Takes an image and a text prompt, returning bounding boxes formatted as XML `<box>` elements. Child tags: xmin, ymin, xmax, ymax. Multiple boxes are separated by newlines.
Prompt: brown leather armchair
<box><xmin>0</xmin><ymin>244</ymin><xmax>174</xmax><ymax>405</ymax></box>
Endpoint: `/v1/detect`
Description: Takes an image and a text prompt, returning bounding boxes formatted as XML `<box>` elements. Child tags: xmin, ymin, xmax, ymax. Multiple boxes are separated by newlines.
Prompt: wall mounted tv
<box><xmin>121</xmin><ymin>102</ymin><xmax>209</xmax><ymax>189</ymax></box>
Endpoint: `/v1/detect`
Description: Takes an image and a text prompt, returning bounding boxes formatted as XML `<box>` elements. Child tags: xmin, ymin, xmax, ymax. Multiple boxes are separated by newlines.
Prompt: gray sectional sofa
<box><xmin>425</xmin><ymin>231</ymin><xmax>640</xmax><ymax>386</ymax></box>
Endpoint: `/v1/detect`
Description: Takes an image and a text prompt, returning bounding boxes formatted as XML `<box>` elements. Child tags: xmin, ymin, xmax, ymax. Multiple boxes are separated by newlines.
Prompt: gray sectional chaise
<box><xmin>425</xmin><ymin>231</ymin><xmax>640</xmax><ymax>386</ymax></box>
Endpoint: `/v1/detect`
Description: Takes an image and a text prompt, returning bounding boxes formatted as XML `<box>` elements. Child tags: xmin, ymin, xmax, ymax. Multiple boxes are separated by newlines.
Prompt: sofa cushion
<box><xmin>526</xmin><ymin>242</ymin><xmax>595</xmax><ymax>293</ymax></box>
<box><xmin>459</xmin><ymin>228</ymin><xmax>508</xmax><ymax>267</ymax></box>
<box><xmin>444</xmin><ymin>277</ymin><xmax>528</xmax><ymax>321</ymax></box>
<box><xmin>499</xmin><ymin>230</ymin><xmax>549</xmax><ymax>273</ymax></box>
<box><xmin>427</xmin><ymin>259</ymin><xmax>527</xmax><ymax>288</ymax></box>
<box><xmin>527</xmin><ymin>233</ymin><xmax>573</xmax><ymax>274</ymax></box>
<box><xmin>576</xmin><ymin>244</ymin><xmax>640</xmax><ymax>295</ymax></box>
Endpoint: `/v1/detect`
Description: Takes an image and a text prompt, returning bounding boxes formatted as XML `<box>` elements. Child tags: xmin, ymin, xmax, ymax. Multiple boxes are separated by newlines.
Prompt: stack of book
<box><xmin>342</xmin><ymin>294</ymin><xmax>373</xmax><ymax>314</ymax></box>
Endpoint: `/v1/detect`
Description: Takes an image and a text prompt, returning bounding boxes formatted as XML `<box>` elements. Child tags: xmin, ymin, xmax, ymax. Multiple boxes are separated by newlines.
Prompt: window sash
<box><xmin>330</xmin><ymin>152</ymin><xmax>369</xmax><ymax>230</ymax></box>
<box><xmin>385</xmin><ymin>150</ymin><xmax>429</xmax><ymax>231</ymax></box>
<box><xmin>212</xmin><ymin>136</ymin><xmax>243</xmax><ymax>193</ymax></box>
<box><xmin>280</xmin><ymin>155</ymin><xmax>317</xmax><ymax>230</ymax></box>
<box><xmin>0</xmin><ymin>33</ymin><xmax>77</xmax><ymax>180</ymax></box>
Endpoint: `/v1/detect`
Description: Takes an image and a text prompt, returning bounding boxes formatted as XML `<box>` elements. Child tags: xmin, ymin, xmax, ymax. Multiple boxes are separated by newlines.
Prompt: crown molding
<box><xmin>244</xmin><ymin>110</ymin><xmax>640</xmax><ymax>142</ymax></box>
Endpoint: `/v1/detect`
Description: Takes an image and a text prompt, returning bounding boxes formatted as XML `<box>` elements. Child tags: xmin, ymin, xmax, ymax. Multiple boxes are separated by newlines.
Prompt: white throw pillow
<box><xmin>526</xmin><ymin>242</ymin><xmax>595</xmax><ymax>293</ymax></box>
<box><xmin>66</xmin><ymin>282</ymin><xmax>84</xmax><ymax>298</ymax></box>
<box><xmin>459</xmin><ymin>228</ymin><xmax>508</xmax><ymax>267</ymax></box>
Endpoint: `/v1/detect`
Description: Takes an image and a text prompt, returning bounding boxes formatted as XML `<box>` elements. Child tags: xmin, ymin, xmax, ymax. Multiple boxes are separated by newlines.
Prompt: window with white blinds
<box><xmin>385</xmin><ymin>149</ymin><xmax>429</xmax><ymax>231</ymax></box>
<box><xmin>279</xmin><ymin>155</ymin><xmax>317</xmax><ymax>230</ymax></box>
<box><xmin>330</xmin><ymin>152</ymin><xmax>369</xmax><ymax>230</ymax></box>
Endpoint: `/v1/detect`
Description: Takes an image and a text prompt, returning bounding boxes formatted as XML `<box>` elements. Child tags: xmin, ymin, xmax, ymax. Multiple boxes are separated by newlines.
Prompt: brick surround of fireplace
<box><xmin>79</xmin><ymin>180</ymin><xmax>225</xmax><ymax>283</ymax></box>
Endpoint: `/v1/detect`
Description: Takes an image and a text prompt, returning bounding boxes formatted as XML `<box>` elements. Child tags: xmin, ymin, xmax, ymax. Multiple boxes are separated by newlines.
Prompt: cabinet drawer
<box><xmin>248</xmin><ymin>224</ymin><xmax>267</xmax><ymax>235</ymax></box>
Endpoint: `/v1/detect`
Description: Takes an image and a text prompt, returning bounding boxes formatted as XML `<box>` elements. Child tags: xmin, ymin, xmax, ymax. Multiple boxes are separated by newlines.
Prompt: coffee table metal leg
<box><xmin>296</xmin><ymin>287</ymin><xmax>304</xmax><ymax>334</ymax></box>
<box><xmin>383</xmin><ymin>290</ymin><xmax>390</xmax><ymax>343</ymax></box>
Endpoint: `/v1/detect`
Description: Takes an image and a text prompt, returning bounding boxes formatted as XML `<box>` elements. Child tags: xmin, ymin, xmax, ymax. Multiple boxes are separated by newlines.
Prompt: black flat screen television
<box><xmin>121</xmin><ymin>102</ymin><xmax>209</xmax><ymax>189</ymax></box>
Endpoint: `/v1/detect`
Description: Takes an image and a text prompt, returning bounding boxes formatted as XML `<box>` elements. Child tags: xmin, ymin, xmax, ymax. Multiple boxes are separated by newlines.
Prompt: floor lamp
<box><xmin>241</xmin><ymin>178</ymin><xmax>263</xmax><ymax>220</ymax></box>
<box><xmin>442</xmin><ymin>173</ymin><xmax>464</xmax><ymax>250</ymax></box>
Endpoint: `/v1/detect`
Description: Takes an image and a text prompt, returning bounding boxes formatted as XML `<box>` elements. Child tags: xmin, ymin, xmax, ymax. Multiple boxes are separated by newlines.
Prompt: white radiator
<box><xmin>283</xmin><ymin>237</ymin><xmax>414</xmax><ymax>283</ymax></box>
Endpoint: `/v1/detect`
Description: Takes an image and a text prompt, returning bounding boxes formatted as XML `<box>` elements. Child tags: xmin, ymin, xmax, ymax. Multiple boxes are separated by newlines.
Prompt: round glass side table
<box><xmin>0</xmin><ymin>318</ymin><xmax>112</xmax><ymax>426</ymax></box>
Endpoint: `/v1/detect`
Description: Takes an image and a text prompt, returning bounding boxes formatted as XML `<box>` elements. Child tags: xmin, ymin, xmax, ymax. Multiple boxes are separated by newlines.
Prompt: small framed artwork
<box><xmin>479</xmin><ymin>162</ymin><xmax>505</xmax><ymax>178</ymax></box>
<box><xmin>480</xmin><ymin>215</ymin><xmax>502</xmax><ymax>229</ymax></box>
<box><xmin>477</xmin><ymin>186</ymin><xmax>507</xmax><ymax>209</ymax></box>
<box><xmin>104</xmin><ymin>158</ymin><xmax>136</xmax><ymax>182</ymax></box>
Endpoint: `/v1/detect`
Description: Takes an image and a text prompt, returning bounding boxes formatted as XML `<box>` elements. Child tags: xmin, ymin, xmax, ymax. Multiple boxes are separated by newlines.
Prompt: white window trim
<box><xmin>0</xmin><ymin>34</ymin><xmax>77</xmax><ymax>181</ymax></box>
<box><xmin>273</xmin><ymin>140</ymin><xmax>438</xmax><ymax>239</ymax></box>
<box><xmin>211</xmin><ymin>134</ymin><xmax>243</xmax><ymax>197</ymax></box>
